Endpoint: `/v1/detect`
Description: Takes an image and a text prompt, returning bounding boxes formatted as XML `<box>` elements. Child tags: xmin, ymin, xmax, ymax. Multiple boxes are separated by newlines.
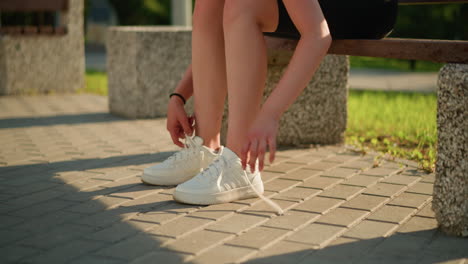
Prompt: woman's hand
<box><xmin>241</xmin><ymin>110</ymin><xmax>280</xmax><ymax>172</ymax></box>
<box><xmin>166</xmin><ymin>97</ymin><xmax>195</xmax><ymax>148</ymax></box>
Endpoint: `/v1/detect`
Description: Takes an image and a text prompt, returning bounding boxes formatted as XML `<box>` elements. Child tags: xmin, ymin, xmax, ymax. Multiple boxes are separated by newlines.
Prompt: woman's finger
<box><xmin>179</xmin><ymin>116</ymin><xmax>193</xmax><ymax>137</ymax></box>
<box><xmin>240</xmin><ymin>141</ymin><xmax>251</xmax><ymax>170</ymax></box>
<box><xmin>257</xmin><ymin>139</ymin><xmax>267</xmax><ymax>171</ymax></box>
<box><xmin>248</xmin><ymin>139</ymin><xmax>259</xmax><ymax>173</ymax></box>
<box><xmin>267</xmin><ymin>136</ymin><xmax>277</xmax><ymax>164</ymax></box>
<box><xmin>170</xmin><ymin>130</ymin><xmax>184</xmax><ymax>148</ymax></box>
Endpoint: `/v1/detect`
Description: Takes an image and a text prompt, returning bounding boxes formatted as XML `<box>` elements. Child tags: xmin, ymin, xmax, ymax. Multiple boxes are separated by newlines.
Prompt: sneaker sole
<box><xmin>173</xmin><ymin>182</ymin><xmax>264</xmax><ymax>205</ymax></box>
<box><xmin>141</xmin><ymin>173</ymin><xmax>189</xmax><ymax>186</ymax></box>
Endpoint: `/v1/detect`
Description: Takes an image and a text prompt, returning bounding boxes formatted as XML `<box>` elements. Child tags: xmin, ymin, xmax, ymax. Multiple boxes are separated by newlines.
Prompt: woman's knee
<box><xmin>223</xmin><ymin>0</ymin><xmax>278</xmax><ymax>32</ymax></box>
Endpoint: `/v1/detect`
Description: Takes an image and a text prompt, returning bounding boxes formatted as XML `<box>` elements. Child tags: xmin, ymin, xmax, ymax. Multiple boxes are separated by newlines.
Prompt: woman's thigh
<box><xmin>223</xmin><ymin>0</ymin><xmax>279</xmax><ymax>33</ymax></box>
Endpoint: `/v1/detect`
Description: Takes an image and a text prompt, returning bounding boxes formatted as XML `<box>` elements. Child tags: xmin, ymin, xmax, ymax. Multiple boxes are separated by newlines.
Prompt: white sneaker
<box><xmin>141</xmin><ymin>135</ymin><xmax>219</xmax><ymax>186</ymax></box>
<box><xmin>173</xmin><ymin>147</ymin><xmax>284</xmax><ymax>215</ymax></box>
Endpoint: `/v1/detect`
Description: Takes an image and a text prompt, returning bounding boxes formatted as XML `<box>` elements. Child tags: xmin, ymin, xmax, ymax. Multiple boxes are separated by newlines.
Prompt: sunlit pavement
<box><xmin>0</xmin><ymin>95</ymin><xmax>466</xmax><ymax>264</ymax></box>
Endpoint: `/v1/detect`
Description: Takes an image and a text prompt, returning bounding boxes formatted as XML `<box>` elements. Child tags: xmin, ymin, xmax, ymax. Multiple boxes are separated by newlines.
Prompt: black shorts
<box><xmin>265</xmin><ymin>0</ymin><xmax>398</xmax><ymax>40</ymax></box>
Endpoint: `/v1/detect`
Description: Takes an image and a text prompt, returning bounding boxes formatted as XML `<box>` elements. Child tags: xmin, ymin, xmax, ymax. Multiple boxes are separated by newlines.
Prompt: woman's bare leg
<box><xmin>192</xmin><ymin>0</ymin><xmax>227</xmax><ymax>150</ymax></box>
<box><xmin>223</xmin><ymin>0</ymin><xmax>279</xmax><ymax>156</ymax></box>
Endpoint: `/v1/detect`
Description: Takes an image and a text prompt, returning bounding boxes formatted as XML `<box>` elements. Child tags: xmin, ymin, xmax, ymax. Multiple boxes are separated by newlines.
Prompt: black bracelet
<box><xmin>169</xmin><ymin>93</ymin><xmax>186</xmax><ymax>105</ymax></box>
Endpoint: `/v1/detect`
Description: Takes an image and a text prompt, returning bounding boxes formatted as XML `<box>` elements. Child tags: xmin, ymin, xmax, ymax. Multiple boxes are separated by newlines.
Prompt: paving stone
<box><xmin>0</xmin><ymin>228</ymin><xmax>32</xmax><ymax>247</ymax></box>
<box><xmin>128</xmin><ymin>211</ymin><xmax>180</xmax><ymax>228</ymax></box>
<box><xmin>86</xmin><ymin>221</ymin><xmax>141</xmax><ymax>243</ymax></box>
<box><xmin>303</xmin><ymin>161</ymin><xmax>340</xmax><ymax>171</ymax></box>
<box><xmin>240</xmin><ymin>199</ymin><xmax>297</xmax><ymax>217</ymax></box>
<box><xmin>6</xmin><ymin>188</ymin><xmax>64</xmax><ymax>208</ymax></box>
<box><xmin>287</xmin><ymin>154</ymin><xmax>322</xmax><ymax>165</ymax></box>
<box><xmin>262</xmin><ymin>210</ymin><xmax>321</xmax><ymax>230</ymax></box>
<box><xmin>264</xmin><ymin>178</ymin><xmax>301</xmax><ymax>193</ymax></box>
<box><xmin>340</xmin><ymin>194</ymin><xmax>389</xmax><ymax>212</ymax></box>
<box><xmin>416</xmin><ymin>203</ymin><xmax>436</xmax><ymax>218</ymax></box>
<box><xmin>301</xmin><ymin>176</ymin><xmax>342</xmax><ymax>190</ymax></box>
<box><xmin>361</xmin><ymin>167</ymin><xmax>402</xmax><ymax>177</ymax></box>
<box><xmin>424</xmin><ymin>232</ymin><xmax>468</xmax><ymax>259</ymax></box>
<box><xmin>264</xmin><ymin>162</ymin><xmax>299</xmax><ymax>173</ymax></box>
<box><xmin>341</xmin><ymin>174</ymin><xmax>381</xmax><ymax>187</ymax></box>
<box><xmin>273</xmin><ymin>186</ymin><xmax>321</xmax><ymax>202</ymax></box>
<box><xmin>106</xmin><ymin>184</ymin><xmax>162</xmax><ymax>200</ymax></box>
<box><xmin>312</xmin><ymin>237</ymin><xmax>379</xmax><ymax>261</ymax></box>
<box><xmin>206</xmin><ymin>213</ymin><xmax>269</xmax><ymax>234</ymax></box>
<box><xmin>248</xmin><ymin>240</ymin><xmax>315</xmax><ymax>264</ymax></box>
<box><xmin>340</xmin><ymin>160</ymin><xmax>375</xmax><ymax>170</ymax></box>
<box><xmin>318</xmin><ymin>184</ymin><xmax>364</xmax><ymax>200</ymax></box>
<box><xmin>0</xmin><ymin>214</ymin><xmax>25</xmax><ymax>228</ymax></box>
<box><xmin>71</xmin><ymin>206</ymin><xmax>137</xmax><ymax>228</ymax></box>
<box><xmin>0</xmin><ymin>244</ymin><xmax>41</xmax><ymax>263</ymax></box>
<box><xmin>387</xmin><ymin>192</ymin><xmax>431</xmax><ymax>209</ymax></box>
<box><xmin>166</xmin><ymin>229</ymin><xmax>233</xmax><ymax>255</ymax></box>
<box><xmin>293</xmin><ymin>196</ymin><xmax>344</xmax><ymax>214</ymax></box>
<box><xmin>366</xmin><ymin>233</ymin><xmax>432</xmax><ymax>260</ymax></box>
<box><xmin>26</xmin><ymin>239</ymin><xmax>106</xmax><ymax>264</ymax></box>
<box><xmin>286</xmin><ymin>223</ymin><xmax>346</xmax><ymax>247</ymax></box>
<box><xmin>363</xmin><ymin>183</ymin><xmax>407</xmax><ymax>198</ymax></box>
<box><xmin>315</xmin><ymin>207</ymin><xmax>369</xmax><ymax>227</ymax></box>
<box><xmin>95</xmin><ymin>234</ymin><xmax>169</xmax><ymax>260</ymax></box>
<box><xmin>381</xmin><ymin>174</ymin><xmax>421</xmax><ymax>186</ymax></box>
<box><xmin>406</xmin><ymin>182</ymin><xmax>434</xmax><ymax>195</ymax></box>
<box><xmin>279</xmin><ymin>169</ymin><xmax>321</xmax><ymax>181</ymax></box>
<box><xmin>148</xmin><ymin>216</ymin><xmax>213</xmax><ymax>238</ymax></box>
<box><xmin>343</xmin><ymin>220</ymin><xmax>398</xmax><ymax>239</ymax></box>
<box><xmin>325</xmin><ymin>153</ymin><xmax>361</xmax><ymax>163</ymax></box>
<box><xmin>130</xmin><ymin>250</ymin><xmax>191</xmax><ymax>264</ymax></box>
<box><xmin>19</xmin><ymin>223</ymin><xmax>95</xmax><ymax>249</ymax></box>
<box><xmin>226</xmin><ymin>226</ymin><xmax>290</xmax><ymax>250</ymax></box>
<box><xmin>10</xmin><ymin>199</ymin><xmax>77</xmax><ymax>218</ymax></box>
<box><xmin>188</xmin><ymin>202</ymin><xmax>245</xmax><ymax>220</ymax></box>
<box><xmin>321</xmin><ymin>167</ymin><xmax>359</xmax><ymax>179</ymax></box>
<box><xmin>396</xmin><ymin>216</ymin><xmax>439</xmax><ymax>235</ymax></box>
<box><xmin>260</xmin><ymin>171</ymin><xmax>282</xmax><ymax>182</ymax></box>
<box><xmin>69</xmin><ymin>255</ymin><xmax>127</xmax><ymax>264</ymax></box>
<box><xmin>367</xmin><ymin>205</ymin><xmax>416</xmax><ymax>224</ymax></box>
<box><xmin>14</xmin><ymin>210</ymin><xmax>83</xmax><ymax>234</ymax></box>
<box><xmin>191</xmin><ymin>244</ymin><xmax>256</xmax><ymax>264</ymax></box>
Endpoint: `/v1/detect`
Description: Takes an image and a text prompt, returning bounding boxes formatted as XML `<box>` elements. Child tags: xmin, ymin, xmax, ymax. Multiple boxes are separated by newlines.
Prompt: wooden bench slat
<box><xmin>399</xmin><ymin>0</ymin><xmax>468</xmax><ymax>4</ymax></box>
<box><xmin>265</xmin><ymin>37</ymin><xmax>468</xmax><ymax>63</ymax></box>
<box><xmin>0</xmin><ymin>0</ymin><xmax>68</xmax><ymax>11</ymax></box>
<box><xmin>329</xmin><ymin>38</ymin><xmax>468</xmax><ymax>63</ymax></box>
<box><xmin>0</xmin><ymin>26</ymin><xmax>67</xmax><ymax>36</ymax></box>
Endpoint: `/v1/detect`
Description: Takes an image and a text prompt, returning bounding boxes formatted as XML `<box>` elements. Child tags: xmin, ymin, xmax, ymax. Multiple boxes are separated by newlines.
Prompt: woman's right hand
<box><xmin>166</xmin><ymin>97</ymin><xmax>195</xmax><ymax>148</ymax></box>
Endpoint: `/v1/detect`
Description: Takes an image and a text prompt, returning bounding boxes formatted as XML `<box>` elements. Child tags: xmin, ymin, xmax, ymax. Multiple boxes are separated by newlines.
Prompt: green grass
<box><xmin>80</xmin><ymin>70</ymin><xmax>108</xmax><ymax>95</ymax></box>
<box><xmin>82</xmin><ymin>70</ymin><xmax>437</xmax><ymax>172</ymax></box>
<box><xmin>346</xmin><ymin>90</ymin><xmax>437</xmax><ymax>172</ymax></box>
<box><xmin>350</xmin><ymin>56</ymin><xmax>444</xmax><ymax>72</ymax></box>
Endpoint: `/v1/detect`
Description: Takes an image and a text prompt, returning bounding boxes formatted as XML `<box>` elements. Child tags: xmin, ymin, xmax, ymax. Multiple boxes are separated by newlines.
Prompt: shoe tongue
<box><xmin>221</xmin><ymin>147</ymin><xmax>240</xmax><ymax>161</ymax></box>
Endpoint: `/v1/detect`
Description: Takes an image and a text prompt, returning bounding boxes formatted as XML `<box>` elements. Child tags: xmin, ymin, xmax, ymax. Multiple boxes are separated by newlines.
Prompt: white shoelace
<box><xmin>165</xmin><ymin>134</ymin><xmax>200</xmax><ymax>164</ymax></box>
<box><xmin>242</xmin><ymin>170</ymin><xmax>284</xmax><ymax>216</ymax></box>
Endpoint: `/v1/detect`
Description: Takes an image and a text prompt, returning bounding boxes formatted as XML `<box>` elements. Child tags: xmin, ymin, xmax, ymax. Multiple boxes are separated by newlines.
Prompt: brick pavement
<box><xmin>0</xmin><ymin>95</ymin><xmax>466</xmax><ymax>264</ymax></box>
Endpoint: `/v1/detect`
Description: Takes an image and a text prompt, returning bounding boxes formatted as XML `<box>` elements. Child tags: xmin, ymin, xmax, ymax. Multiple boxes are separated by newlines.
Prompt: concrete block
<box><xmin>433</xmin><ymin>63</ymin><xmax>468</xmax><ymax>237</ymax></box>
<box><xmin>107</xmin><ymin>26</ymin><xmax>192</xmax><ymax>118</ymax></box>
<box><xmin>0</xmin><ymin>0</ymin><xmax>85</xmax><ymax>95</ymax></box>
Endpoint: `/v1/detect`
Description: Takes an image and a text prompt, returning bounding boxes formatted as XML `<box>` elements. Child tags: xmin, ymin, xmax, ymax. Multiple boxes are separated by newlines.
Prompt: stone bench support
<box><xmin>0</xmin><ymin>0</ymin><xmax>84</xmax><ymax>95</ymax></box>
<box><xmin>433</xmin><ymin>63</ymin><xmax>468</xmax><ymax>237</ymax></box>
<box><xmin>107</xmin><ymin>26</ymin><xmax>348</xmax><ymax>145</ymax></box>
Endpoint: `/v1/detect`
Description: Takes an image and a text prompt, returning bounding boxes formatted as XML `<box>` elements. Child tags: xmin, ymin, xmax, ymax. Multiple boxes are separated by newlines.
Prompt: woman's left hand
<box><xmin>241</xmin><ymin>111</ymin><xmax>280</xmax><ymax>172</ymax></box>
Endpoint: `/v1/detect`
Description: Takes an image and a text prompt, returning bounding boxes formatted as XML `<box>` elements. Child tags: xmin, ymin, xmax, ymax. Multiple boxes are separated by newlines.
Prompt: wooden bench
<box><xmin>0</xmin><ymin>0</ymin><xmax>68</xmax><ymax>35</ymax></box>
<box><xmin>266</xmin><ymin>0</ymin><xmax>468</xmax><ymax>237</ymax></box>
